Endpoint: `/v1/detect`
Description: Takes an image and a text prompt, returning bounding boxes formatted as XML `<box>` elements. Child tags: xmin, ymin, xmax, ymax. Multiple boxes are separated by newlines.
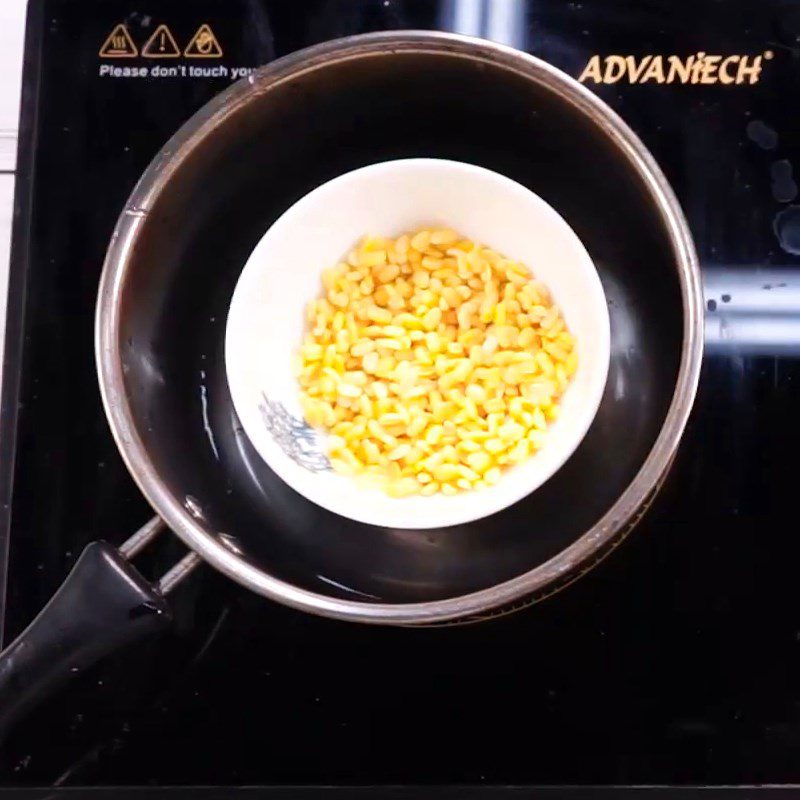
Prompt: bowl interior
<box><xmin>115</xmin><ymin>46</ymin><xmax>684</xmax><ymax>604</ymax></box>
<box><xmin>225</xmin><ymin>158</ymin><xmax>610</xmax><ymax>529</ymax></box>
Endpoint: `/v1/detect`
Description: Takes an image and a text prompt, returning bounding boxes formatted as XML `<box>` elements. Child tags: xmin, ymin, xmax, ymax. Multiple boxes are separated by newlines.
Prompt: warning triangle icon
<box><xmin>141</xmin><ymin>24</ymin><xmax>181</xmax><ymax>58</ymax></box>
<box><xmin>99</xmin><ymin>24</ymin><xmax>138</xmax><ymax>58</ymax></box>
<box><xmin>184</xmin><ymin>24</ymin><xmax>223</xmax><ymax>58</ymax></box>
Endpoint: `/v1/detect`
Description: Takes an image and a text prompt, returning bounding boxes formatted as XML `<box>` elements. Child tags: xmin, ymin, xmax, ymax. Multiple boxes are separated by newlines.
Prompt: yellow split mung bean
<box><xmin>295</xmin><ymin>228</ymin><xmax>577</xmax><ymax>497</ymax></box>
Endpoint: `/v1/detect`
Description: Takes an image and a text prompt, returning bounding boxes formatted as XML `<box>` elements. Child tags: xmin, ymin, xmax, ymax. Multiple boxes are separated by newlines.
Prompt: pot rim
<box><xmin>96</xmin><ymin>30</ymin><xmax>703</xmax><ymax>625</ymax></box>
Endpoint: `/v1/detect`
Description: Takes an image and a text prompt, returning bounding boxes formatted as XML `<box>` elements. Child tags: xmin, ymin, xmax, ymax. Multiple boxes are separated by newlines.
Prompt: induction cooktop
<box><xmin>2</xmin><ymin>0</ymin><xmax>800</xmax><ymax>791</ymax></box>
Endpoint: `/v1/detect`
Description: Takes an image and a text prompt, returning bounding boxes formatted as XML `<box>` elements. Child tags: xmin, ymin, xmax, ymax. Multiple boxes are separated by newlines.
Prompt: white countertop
<box><xmin>0</xmin><ymin>0</ymin><xmax>27</xmax><ymax>379</ymax></box>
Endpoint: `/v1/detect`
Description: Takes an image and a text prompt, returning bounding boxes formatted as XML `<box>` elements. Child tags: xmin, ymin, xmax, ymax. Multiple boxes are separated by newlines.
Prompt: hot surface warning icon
<box><xmin>141</xmin><ymin>24</ymin><xmax>181</xmax><ymax>58</ymax></box>
<box><xmin>184</xmin><ymin>24</ymin><xmax>223</xmax><ymax>58</ymax></box>
<box><xmin>99</xmin><ymin>24</ymin><xmax>138</xmax><ymax>58</ymax></box>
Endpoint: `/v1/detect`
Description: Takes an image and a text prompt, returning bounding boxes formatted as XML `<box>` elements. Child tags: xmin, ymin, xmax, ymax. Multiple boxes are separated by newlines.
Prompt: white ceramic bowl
<box><xmin>225</xmin><ymin>159</ymin><xmax>610</xmax><ymax>529</ymax></box>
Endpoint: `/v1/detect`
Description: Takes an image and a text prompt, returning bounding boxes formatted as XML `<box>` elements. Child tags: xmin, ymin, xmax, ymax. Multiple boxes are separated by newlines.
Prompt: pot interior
<box><xmin>115</xmin><ymin>46</ymin><xmax>684</xmax><ymax>604</ymax></box>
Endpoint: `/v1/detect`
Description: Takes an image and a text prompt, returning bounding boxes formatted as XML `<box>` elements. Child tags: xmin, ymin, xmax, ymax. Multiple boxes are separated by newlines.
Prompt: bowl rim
<box><xmin>96</xmin><ymin>30</ymin><xmax>703</xmax><ymax>624</ymax></box>
<box><xmin>224</xmin><ymin>156</ymin><xmax>611</xmax><ymax>529</ymax></box>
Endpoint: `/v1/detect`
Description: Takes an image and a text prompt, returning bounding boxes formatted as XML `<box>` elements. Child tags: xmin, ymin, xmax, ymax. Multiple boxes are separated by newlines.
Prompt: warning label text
<box><xmin>98</xmin><ymin>64</ymin><xmax>253</xmax><ymax>80</ymax></box>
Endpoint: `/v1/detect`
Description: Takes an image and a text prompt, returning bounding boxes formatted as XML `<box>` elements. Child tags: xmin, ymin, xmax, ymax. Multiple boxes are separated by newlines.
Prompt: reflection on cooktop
<box><xmin>704</xmin><ymin>268</ymin><xmax>800</xmax><ymax>352</ymax></box>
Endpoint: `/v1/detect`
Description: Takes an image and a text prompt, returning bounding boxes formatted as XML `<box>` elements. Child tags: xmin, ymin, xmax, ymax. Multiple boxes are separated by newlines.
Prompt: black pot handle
<box><xmin>0</xmin><ymin>519</ymin><xmax>199</xmax><ymax>740</ymax></box>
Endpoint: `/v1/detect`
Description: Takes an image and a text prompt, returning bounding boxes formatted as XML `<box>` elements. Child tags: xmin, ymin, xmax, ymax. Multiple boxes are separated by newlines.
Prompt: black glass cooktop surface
<box><xmin>2</xmin><ymin>0</ymin><xmax>800</xmax><ymax>788</ymax></box>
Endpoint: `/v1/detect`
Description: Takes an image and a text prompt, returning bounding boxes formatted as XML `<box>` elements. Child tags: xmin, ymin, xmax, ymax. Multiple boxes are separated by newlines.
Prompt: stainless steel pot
<box><xmin>0</xmin><ymin>31</ymin><xmax>702</xmax><ymax>735</ymax></box>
